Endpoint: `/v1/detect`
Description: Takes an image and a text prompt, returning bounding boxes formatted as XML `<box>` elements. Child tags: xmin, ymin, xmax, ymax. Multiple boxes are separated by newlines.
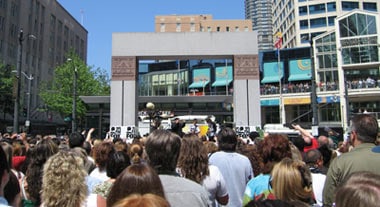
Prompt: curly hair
<box><xmin>238</xmin><ymin>144</ymin><xmax>264</xmax><ymax>176</ymax></box>
<box><xmin>25</xmin><ymin>139</ymin><xmax>59</xmax><ymax>205</ymax></box>
<box><xmin>93</xmin><ymin>141</ymin><xmax>115</xmax><ymax>171</ymax></box>
<box><xmin>41</xmin><ymin>150</ymin><xmax>88</xmax><ymax>207</ymax></box>
<box><xmin>177</xmin><ymin>134</ymin><xmax>210</xmax><ymax>184</ymax></box>
<box><xmin>260</xmin><ymin>134</ymin><xmax>292</xmax><ymax>174</ymax></box>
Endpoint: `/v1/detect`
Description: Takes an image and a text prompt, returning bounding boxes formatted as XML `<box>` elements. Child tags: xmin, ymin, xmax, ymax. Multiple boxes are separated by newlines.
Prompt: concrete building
<box><xmin>272</xmin><ymin>0</ymin><xmax>379</xmax><ymax>48</ymax></box>
<box><xmin>110</xmin><ymin>32</ymin><xmax>261</xmax><ymax>131</ymax></box>
<box><xmin>245</xmin><ymin>0</ymin><xmax>274</xmax><ymax>51</ymax></box>
<box><xmin>155</xmin><ymin>14</ymin><xmax>252</xmax><ymax>33</ymax></box>
<box><xmin>0</xmin><ymin>0</ymin><xmax>87</xmax><ymax>132</ymax></box>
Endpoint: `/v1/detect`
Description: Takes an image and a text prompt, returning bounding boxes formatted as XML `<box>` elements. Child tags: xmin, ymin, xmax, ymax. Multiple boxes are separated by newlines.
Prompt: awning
<box><xmin>288</xmin><ymin>74</ymin><xmax>311</xmax><ymax>81</ymax></box>
<box><xmin>288</xmin><ymin>59</ymin><xmax>311</xmax><ymax>81</ymax></box>
<box><xmin>189</xmin><ymin>81</ymin><xmax>209</xmax><ymax>88</ymax></box>
<box><xmin>212</xmin><ymin>79</ymin><xmax>232</xmax><ymax>87</ymax></box>
<box><xmin>261</xmin><ymin>61</ymin><xmax>283</xmax><ymax>84</ymax></box>
<box><xmin>261</xmin><ymin>76</ymin><xmax>282</xmax><ymax>84</ymax></box>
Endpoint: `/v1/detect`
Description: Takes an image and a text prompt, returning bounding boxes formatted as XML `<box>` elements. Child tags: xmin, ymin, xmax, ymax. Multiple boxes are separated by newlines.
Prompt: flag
<box><xmin>274</xmin><ymin>32</ymin><xmax>283</xmax><ymax>49</ymax></box>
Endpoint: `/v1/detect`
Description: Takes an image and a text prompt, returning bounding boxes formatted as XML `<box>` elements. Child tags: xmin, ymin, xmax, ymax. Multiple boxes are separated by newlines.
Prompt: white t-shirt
<box><xmin>202</xmin><ymin>165</ymin><xmax>228</xmax><ymax>207</ymax></box>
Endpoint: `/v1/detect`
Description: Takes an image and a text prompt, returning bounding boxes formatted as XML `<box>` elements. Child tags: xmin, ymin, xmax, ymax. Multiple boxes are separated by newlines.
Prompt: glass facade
<box><xmin>138</xmin><ymin>59</ymin><xmax>233</xmax><ymax>97</ymax></box>
<box><xmin>339</xmin><ymin>13</ymin><xmax>379</xmax><ymax>65</ymax></box>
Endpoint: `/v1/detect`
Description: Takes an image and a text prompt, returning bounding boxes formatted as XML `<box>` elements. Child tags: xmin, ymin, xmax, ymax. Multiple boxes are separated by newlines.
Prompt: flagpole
<box><xmin>275</xmin><ymin>32</ymin><xmax>285</xmax><ymax>125</ymax></box>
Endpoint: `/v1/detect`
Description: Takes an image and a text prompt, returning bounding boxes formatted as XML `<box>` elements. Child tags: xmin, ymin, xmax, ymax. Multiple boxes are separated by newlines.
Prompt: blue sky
<box><xmin>58</xmin><ymin>0</ymin><xmax>245</xmax><ymax>74</ymax></box>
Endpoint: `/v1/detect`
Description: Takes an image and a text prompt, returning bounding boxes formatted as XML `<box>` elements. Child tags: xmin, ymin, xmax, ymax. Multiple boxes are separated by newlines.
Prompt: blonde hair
<box><xmin>41</xmin><ymin>151</ymin><xmax>88</xmax><ymax>207</ymax></box>
<box><xmin>271</xmin><ymin>158</ymin><xmax>313</xmax><ymax>203</ymax></box>
<box><xmin>112</xmin><ymin>194</ymin><xmax>169</xmax><ymax>207</ymax></box>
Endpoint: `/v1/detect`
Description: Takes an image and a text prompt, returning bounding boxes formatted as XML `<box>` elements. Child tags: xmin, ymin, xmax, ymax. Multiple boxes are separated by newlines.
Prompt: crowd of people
<box><xmin>0</xmin><ymin>113</ymin><xmax>379</xmax><ymax>207</ymax></box>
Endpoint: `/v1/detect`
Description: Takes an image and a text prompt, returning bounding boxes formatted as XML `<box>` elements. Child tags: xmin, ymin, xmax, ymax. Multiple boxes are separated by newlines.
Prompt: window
<box><xmin>160</xmin><ymin>23</ymin><xmax>165</xmax><ymax>32</ymax></box>
<box><xmin>176</xmin><ymin>23</ymin><xmax>181</xmax><ymax>32</ymax></box>
<box><xmin>310</xmin><ymin>18</ymin><xmax>326</xmax><ymax>28</ymax></box>
<box><xmin>363</xmin><ymin>2</ymin><xmax>377</xmax><ymax>11</ymax></box>
<box><xmin>226</xmin><ymin>26</ymin><xmax>230</xmax><ymax>32</ymax></box>
<box><xmin>300</xmin><ymin>20</ymin><xmax>309</xmax><ymax>29</ymax></box>
<box><xmin>341</xmin><ymin>1</ymin><xmax>359</xmax><ymax>11</ymax></box>
<box><xmin>309</xmin><ymin>4</ymin><xmax>325</xmax><ymax>14</ymax></box>
<box><xmin>327</xmin><ymin>2</ymin><xmax>336</xmax><ymax>12</ymax></box>
<box><xmin>328</xmin><ymin>16</ymin><xmax>336</xmax><ymax>26</ymax></box>
<box><xmin>217</xmin><ymin>26</ymin><xmax>220</xmax><ymax>32</ymax></box>
<box><xmin>299</xmin><ymin>6</ymin><xmax>307</xmax><ymax>16</ymax></box>
<box><xmin>190</xmin><ymin>23</ymin><xmax>195</xmax><ymax>32</ymax></box>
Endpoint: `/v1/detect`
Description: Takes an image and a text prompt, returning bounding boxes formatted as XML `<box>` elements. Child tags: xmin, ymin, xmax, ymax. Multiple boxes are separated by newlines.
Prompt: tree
<box><xmin>39</xmin><ymin>51</ymin><xmax>110</xmax><ymax>125</ymax></box>
<box><xmin>0</xmin><ymin>64</ymin><xmax>14</xmax><ymax>120</ymax></box>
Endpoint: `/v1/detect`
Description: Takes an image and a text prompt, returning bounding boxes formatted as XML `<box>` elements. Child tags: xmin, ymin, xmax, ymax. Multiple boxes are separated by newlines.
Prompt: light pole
<box><xmin>309</xmin><ymin>36</ymin><xmax>319</xmax><ymax>136</ymax></box>
<box><xmin>67</xmin><ymin>58</ymin><xmax>78</xmax><ymax>132</ymax></box>
<box><xmin>13</xmin><ymin>29</ymin><xmax>36</xmax><ymax>133</ymax></box>
<box><xmin>20</xmin><ymin>71</ymin><xmax>33</xmax><ymax>130</ymax></box>
<box><xmin>13</xmin><ymin>29</ymin><xmax>24</xmax><ymax>133</ymax></box>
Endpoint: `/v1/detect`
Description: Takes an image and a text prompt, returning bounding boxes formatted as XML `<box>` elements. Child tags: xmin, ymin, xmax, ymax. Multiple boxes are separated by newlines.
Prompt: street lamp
<box><xmin>67</xmin><ymin>58</ymin><xmax>78</xmax><ymax>132</ymax></box>
<box><xmin>12</xmin><ymin>29</ymin><xmax>36</xmax><ymax>133</ymax></box>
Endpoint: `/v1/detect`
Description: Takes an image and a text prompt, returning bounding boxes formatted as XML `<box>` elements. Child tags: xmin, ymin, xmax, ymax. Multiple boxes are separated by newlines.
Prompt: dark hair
<box><xmin>351</xmin><ymin>114</ymin><xmax>379</xmax><ymax>143</ymax></box>
<box><xmin>25</xmin><ymin>139</ymin><xmax>59</xmax><ymax>205</ymax></box>
<box><xmin>4</xmin><ymin>171</ymin><xmax>20</xmax><ymax>206</ymax></box>
<box><xmin>107</xmin><ymin>163</ymin><xmax>165</xmax><ymax>206</ymax></box>
<box><xmin>145</xmin><ymin>129</ymin><xmax>181</xmax><ymax>174</ymax></box>
<box><xmin>0</xmin><ymin>146</ymin><xmax>10</xmax><ymax>186</ymax></box>
<box><xmin>304</xmin><ymin>149</ymin><xmax>322</xmax><ymax>166</ymax></box>
<box><xmin>106</xmin><ymin>151</ymin><xmax>131</xmax><ymax>179</ymax></box>
<box><xmin>217</xmin><ymin>127</ymin><xmax>237</xmax><ymax>151</ymax></box>
<box><xmin>68</xmin><ymin>132</ymin><xmax>85</xmax><ymax>148</ymax></box>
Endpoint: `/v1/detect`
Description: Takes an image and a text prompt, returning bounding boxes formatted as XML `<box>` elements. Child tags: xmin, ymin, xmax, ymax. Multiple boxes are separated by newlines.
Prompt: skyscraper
<box><xmin>245</xmin><ymin>0</ymin><xmax>273</xmax><ymax>51</ymax></box>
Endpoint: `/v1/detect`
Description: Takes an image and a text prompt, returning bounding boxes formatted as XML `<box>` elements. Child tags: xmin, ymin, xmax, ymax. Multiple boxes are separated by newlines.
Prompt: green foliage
<box><xmin>0</xmin><ymin>64</ymin><xmax>15</xmax><ymax>116</ymax></box>
<box><xmin>39</xmin><ymin>51</ymin><xmax>110</xmax><ymax>120</ymax></box>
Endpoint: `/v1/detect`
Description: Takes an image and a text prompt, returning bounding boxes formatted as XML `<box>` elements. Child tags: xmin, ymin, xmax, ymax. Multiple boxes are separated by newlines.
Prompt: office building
<box><xmin>155</xmin><ymin>14</ymin><xmax>252</xmax><ymax>33</ymax></box>
<box><xmin>0</xmin><ymin>0</ymin><xmax>87</xmax><ymax>132</ymax></box>
<box><xmin>272</xmin><ymin>0</ymin><xmax>379</xmax><ymax>48</ymax></box>
<box><xmin>245</xmin><ymin>0</ymin><xmax>274</xmax><ymax>50</ymax></box>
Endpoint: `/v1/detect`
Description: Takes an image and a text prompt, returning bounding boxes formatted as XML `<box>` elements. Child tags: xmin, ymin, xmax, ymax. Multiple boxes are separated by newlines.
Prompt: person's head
<box><xmin>350</xmin><ymin>114</ymin><xmax>379</xmax><ymax>146</ymax></box>
<box><xmin>335</xmin><ymin>171</ymin><xmax>380</xmax><ymax>207</ymax></box>
<box><xmin>4</xmin><ymin>170</ymin><xmax>20</xmax><ymax>206</ymax></box>
<box><xmin>112</xmin><ymin>193</ymin><xmax>170</xmax><ymax>207</ymax></box>
<box><xmin>177</xmin><ymin>134</ymin><xmax>209</xmax><ymax>184</ymax></box>
<box><xmin>68</xmin><ymin>132</ymin><xmax>85</xmax><ymax>148</ymax></box>
<box><xmin>107</xmin><ymin>163</ymin><xmax>165</xmax><ymax>206</ymax></box>
<box><xmin>0</xmin><ymin>142</ymin><xmax>13</xmax><ymax>168</ymax></box>
<box><xmin>106</xmin><ymin>151</ymin><xmax>131</xmax><ymax>179</ymax></box>
<box><xmin>26</xmin><ymin>139</ymin><xmax>59</xmax><ymax>205</ymax></box>
<box><xmin>41</xmin><ymin>150</ymin><xmax>88</xmax><ymax>207</ymax></box>
<box><xmin>270</xmin><ymin>158</ymin><xmax>313</xmax><ymax>203</ymax></box>
<box><xmin>128</xmin><ymin>143</ymin><xmax>144</xmax><ymax>164</ymax></box>
<box><xmin>193</xmin><ymin>119</ymin><xmax>198</xmax><ymax>124</ymax></box>
<box><xmin>260</xmin><ymin>134</ymin><xmax>292</xmax><ymax>174</ymax></box>
<box><xmin>244</xmin><ymin>199</ymin><xmax>293</xmax><ymax>207</ymax></box>
<box><xmin>0</xmin><ymin>146</ymin><xmax>10</xmax><ymax>193</ymax></box>
<box><xmin>304</xmin><ymin>149</ymin><xmax>323</xmax><ymax>170</ymax></box>
<box><xmin>145</xmin><ymin>129</ymin><xmax>181</xmax><ymax>174</ymax></box>
<box><xmin>217</xmin><ymin>127</ymin><xmax>238</xmax><ymax>152</ymax></box>
<box><xmin>93</xmin><ymin>141</ymin><xmax>115</xmax><ymax>171</ymax></box>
